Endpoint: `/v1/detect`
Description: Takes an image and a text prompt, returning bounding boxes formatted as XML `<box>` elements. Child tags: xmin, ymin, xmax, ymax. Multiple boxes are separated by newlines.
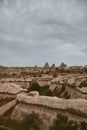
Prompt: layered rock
<box><xmin>16</xmin><ymin>94</ymin><xmax>87</xmax><ymax>116</ymax></box>
<box><xmin>11</xmin><ymin>93</ymin><xmax>87</xmax><ymax>127</ymax></box>
<box><xmin>0</xmin><ymin>100</ymin><xmax>17</xmax><ymax>116</ymax></box>
<box><xmin>51</xmin><ymin>74</ymin><xmax>87</xmax><ymax>87</ymax></box>
<box><xmin>51</xmin><ymin>74</ymin><xmax>87</xmax><ymax>99</ymax></box>
<box><xmin>0</xmin><ymin>83</ymin><xmax>24</xmax><ymax>95</ymax></box>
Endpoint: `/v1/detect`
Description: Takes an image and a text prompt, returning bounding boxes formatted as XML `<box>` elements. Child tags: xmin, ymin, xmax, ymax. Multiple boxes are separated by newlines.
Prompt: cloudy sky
<box><xmin>0</xmin><ymin>0</ymin><xmax>87</xmax><ymax>67</ymax></box>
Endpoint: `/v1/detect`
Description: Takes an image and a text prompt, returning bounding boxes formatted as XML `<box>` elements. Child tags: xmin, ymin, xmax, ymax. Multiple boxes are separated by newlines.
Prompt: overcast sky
<box><xmin>0</xmin><ymin>0</ymin><xmax>87</xmax><ymax>67</ymax></box>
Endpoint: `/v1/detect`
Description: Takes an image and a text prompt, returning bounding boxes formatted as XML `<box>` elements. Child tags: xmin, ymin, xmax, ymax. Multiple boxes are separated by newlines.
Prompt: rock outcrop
<box><xmin>0</xmin><ymin>64</ymin><xmax>87</xmax><ymax>130</ymax></box>
<box><xmin>28</xmin><ymin>91</ymin><xmax>39</xmax><ymax>97</ymax></box>
<box><xmin>50</xmin><ymin>64</ymin><xmax>56</xmax><ymax>71</ymax></box>
<box><xmin>51</xmin><ymin>74</ymin><xmax>87</xmax><ymax>99</ymax></box>
<box><xmin>43</xmin><ymin>62</ymin><xmax>50</xmax><ymax>73</ymax></box>
<box><xmin>10</xmin><ymin>93</ymin><xmax>87</xmax><ymax>130</ymax></box>
<box><xmin>15</xmin><ymin>93</ymin><xmax>87</xmax><ymax>117</ymax></box>
<box><xmin>51</xmin><ymin>74</ymin><xmax>87</xmax><ymax>87</ymax></box>
<box><xmin>0</xmin><ymin>100</ymin><xmax>17</xmax><ymax>116</ymax></box>
<box><xmin>0</xmin><ymin>83</ymin><xmax>24</xmax><ymax>95</ymax></box>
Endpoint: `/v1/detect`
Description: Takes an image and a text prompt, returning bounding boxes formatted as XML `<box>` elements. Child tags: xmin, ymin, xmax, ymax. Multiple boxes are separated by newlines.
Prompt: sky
<box><xmin>0</xmin><ymin>0</ymin><xmax>87</xmax><ymax>67</ymax></box>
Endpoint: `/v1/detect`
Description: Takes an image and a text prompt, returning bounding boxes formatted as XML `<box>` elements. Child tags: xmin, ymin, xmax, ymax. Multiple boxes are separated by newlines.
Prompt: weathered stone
<box><xmin>28</xmin><ymin>91</ymin><xmax>39</xmax><ymax>97</ymax></box>
<box><xmin>16</xmin><ymin>94</ymin><xmax>87</xmax><ymax>117</ymax></box>
<box><xmin>67</xmin><ymin>77</ymin><xmax>75</xmax><ymax>86</ymax></box>
<box><xmin>50</xmin><ymin>64</ymin><xmax>56</xmax><ymax>71</ymax></box>
<box><xmin>76</xmin><ymin>87</ymin><xmax>87</xmax><ymax>94</ymax></box>
<box><xmin>0</xmin><ymin>83</ymin><xmax>24</xmax><ymax>94</ymax></box>
<box><xmin>0</xmin><ymin>100</ymin><xmax>17</xmax><ymax>116</ymax></box>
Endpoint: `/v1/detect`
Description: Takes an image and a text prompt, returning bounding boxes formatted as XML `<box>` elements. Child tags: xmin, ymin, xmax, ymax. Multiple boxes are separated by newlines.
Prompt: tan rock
<box><xmin>28</xmin><ymin>91</ymin><xmax>39</xmax><ymax>97</ymax></box>
<box><xmin>0</xmin><ymin>83</ymin><xmax>24</xmax><ymax>94</ymax></box>
<box><xmin>0</xmin><ymin>100</ymin><xmax>17</xmax><ymax>116</ymax></box>
<box><xmin>16</xmin><ymin>93</ymin><xmax>87</xmax><ymax>117</ymax></box>
<box><xmin>76</xmin><ymin>87</ymin><xmax>87</xmax><ymax>94</ymax></box>
<box><xmin>67</xmin><ymin>77</ymin><xmax>75</xmax><ymax>86</ymax></box>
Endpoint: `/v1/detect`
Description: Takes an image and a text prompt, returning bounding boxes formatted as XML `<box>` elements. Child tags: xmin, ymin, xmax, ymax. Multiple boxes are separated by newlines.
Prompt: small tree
<box><xmin>49</xmin><ymin>114</ymin><xmax>78</xmax><ymax>130</ymax></box>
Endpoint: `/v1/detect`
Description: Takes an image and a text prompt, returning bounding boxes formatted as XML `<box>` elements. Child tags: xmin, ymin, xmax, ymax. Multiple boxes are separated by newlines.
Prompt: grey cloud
<box><xmin>0</xmin><ymin>0</ymin><xmax>87</xmax><ymax>66</ymax></box>
<box><xmin>81</xmin><ymin>48</ymin><xmax>87</xmax><ymax>54</ymax></box>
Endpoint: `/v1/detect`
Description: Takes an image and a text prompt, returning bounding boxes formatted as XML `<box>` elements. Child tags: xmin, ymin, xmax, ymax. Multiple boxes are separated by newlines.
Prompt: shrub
<box><xmin>28</xmin><ymin>82</ymin><xmax>70</xmax><ymax>99</ymax></box>
<box><xmin>63</xmin><ymin>91</ymin><xmax>70</xmax><ymax>99</ymax></box>
<box><xmin>80</xmin><ymin>122</ymin><xmax>87</xmax><ymax>130</ymax></box>
<box><xmin>0</xmin><ymin>112</ymin><xmax>43</xmax><ymax>130</ymax></box>
<box><xmin>79</xmin><ymin>80</ymin><xmax>87</xmax><ymax>87</ymax></box>
<box><xmin>28</xmin><ymin>82</ymin><xmax>53</xmax><ymax>96</ymax></box>
<box><xmin>49</xmin><ymin>114</ymin><xmax>78</xmax><ymax>130</ymax></box>
<box><xmin>23</xmin><ymin>111</ymin><xmax>43</xmax><ymax>130</ymax></box>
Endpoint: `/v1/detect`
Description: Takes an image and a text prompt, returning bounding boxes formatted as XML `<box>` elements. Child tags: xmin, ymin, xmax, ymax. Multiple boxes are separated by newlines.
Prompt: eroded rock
<box><xmin>0</xmin><ymin>83</ymin><xmax>24</xmax><ymax>95</ymax></box>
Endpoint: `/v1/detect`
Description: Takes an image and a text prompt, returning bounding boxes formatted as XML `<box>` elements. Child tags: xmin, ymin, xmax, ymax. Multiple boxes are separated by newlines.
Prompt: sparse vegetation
<box><xmin>28</xmin><ymin>82</ymin><xmax>70</xmax><ymax>99</ymax></box>
<box><xmin>23</xmin><ymin>111</ymin><xmax>43</xmax><ymax>130</ymax></box>
<box><xmin>63</xmin><ymin>91</ymin><xmax>70</xmax><ymax>99</ymax></box>
<box><xmin>80</xmin><ymin>121</ymin><xmax>87</xmax><ymax>130</ymax></box>
<box><xmin>28</xmin><ymin>82</ymin><xmax>53</xmax><ymax>96</ymax></box>
<box><xmin>49</xmin><ymin>114</ymin><xmax>78</xmax><ymax>130</ymax></box>
<box><xmin>0</xmin><ymin>112</ymin><xmax>43</xmax><ymax>130</ymax></box>
<box><xmin>79</xmin><ymin>80</ymin><xmax>87</xmax><ymax>87</ymax></box>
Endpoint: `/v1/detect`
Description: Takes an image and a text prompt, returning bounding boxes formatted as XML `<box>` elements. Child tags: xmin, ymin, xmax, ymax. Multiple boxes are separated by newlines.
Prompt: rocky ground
<box><xmin>0</xmin><ymin>64</ymin><xmax>87</xmax><ymax>130</ymax></box>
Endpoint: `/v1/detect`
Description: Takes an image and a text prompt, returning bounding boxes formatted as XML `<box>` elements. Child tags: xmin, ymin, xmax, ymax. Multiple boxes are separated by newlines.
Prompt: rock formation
<box><xmin>43</xmin><ymin>62</ymin><xmax>50</xmax><ymax>73</ymax></box>
<box><xmin>50</xmin><ymin>64</ymin><xmax>56</xmax><ymax>71</ymax></box>
<box><xmin>0</xmin><ymin>83</ymin><xmax>25</xmax><ymax>95</ymax></box>
<box><xmin>10</xmin><ymin>93</ymin><xmax>87</xmax><ymax>130</ymax></box>
<box><xmin>0</xmin><ymin>64</ymin><xmax>87</xmax><ymax>130</ymax></box>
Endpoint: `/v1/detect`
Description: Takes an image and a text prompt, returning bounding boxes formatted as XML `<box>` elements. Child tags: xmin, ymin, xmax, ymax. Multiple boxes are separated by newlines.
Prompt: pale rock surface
<box><xmin>76</xmin><ymin>87</ymin><xmax>87</xmax><ymax>94</ymax></box>
<box><xmin>0</xmin><ymin>100</ymin><xmax>17</xmax><ymax>116</ymax></box>
<box><xmin>16</xmin><ymin>93</ymin><xmax>87</xmax><ymax>117</ymax></box>
<box><xmin>75</xmin><ymin>78</ymin><xmax>87</xmax><ymax>87</ymax></box>
<box><xmin>0</xmin><ymin>83</ymin><xmax>24</xmax><ymax>94</ymax></box>
<box><xmin>67</xmin><ymin>77</ymin><xmax>75</xmax><ymax>86</ymax></box>
<box><xmin>28</xmin><ymin>91</ymin><xmax>39</xmax><ymax>97</ymax></box>
<box><xmin>51</xmin><ymin>74</ymin><xmax>87</xmax><ymax>88</ymax></box>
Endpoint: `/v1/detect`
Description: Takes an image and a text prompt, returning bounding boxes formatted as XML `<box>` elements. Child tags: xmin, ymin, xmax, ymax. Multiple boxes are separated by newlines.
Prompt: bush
<box><xmin>49</xmin><ymin>114</ymin><xmax>78</xmax><ymax>130</ymax></box>
<box><xmin>80</xmin><ymin>122</ymin><xmax>87</xmax><ymax>130</ymax></box>
<box><xmin>28</xmin><ymin>82</ymin><xmax>53</xmax><ymax>96</ymax></box>
<box><xmin>79</xmin><ymin>80</ymin><xmax>87</xmax><ymax>87</ymax></box>
<box><xmin>63</xmin><ymin>91</ymin><xmax>70</xmax><ymax>99</ymax></box>
<box><xmin>0</xmin><ymin>112</ymin><xmax>43</xmax><ymax>130</ymax></box>
<box><xmin>28</xmin><ymin>82</ymin><xmax>70</xmax><ymax>99</ymax></box>
<box><xmin>23</xmin><ymin>111</ymin><xmax>43</xmax><ymax>130</ymax></box>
